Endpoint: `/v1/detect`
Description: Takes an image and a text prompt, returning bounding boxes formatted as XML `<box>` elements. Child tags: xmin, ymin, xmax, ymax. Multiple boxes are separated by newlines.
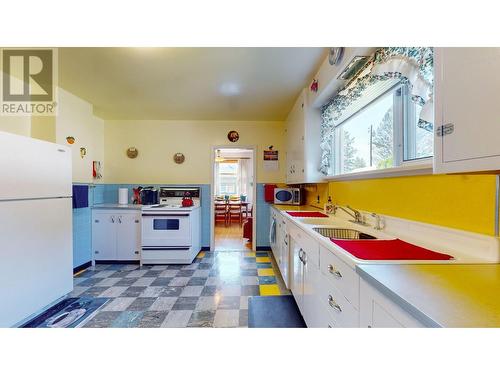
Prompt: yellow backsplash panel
<box><xmin>326</xmin><ymin>174</ymin><xmax>497</xmax><ymax>236</ymax></box>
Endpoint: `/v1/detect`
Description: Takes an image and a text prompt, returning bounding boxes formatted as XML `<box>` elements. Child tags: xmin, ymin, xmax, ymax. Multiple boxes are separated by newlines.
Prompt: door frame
<box><xmin>210</xmin><ymin>145</ymin><xmax>257</xmax><ymax>252</ymax></box>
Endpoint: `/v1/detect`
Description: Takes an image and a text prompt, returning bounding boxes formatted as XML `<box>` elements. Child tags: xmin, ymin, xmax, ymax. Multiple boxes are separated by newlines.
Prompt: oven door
<box><xmin>141</xmin><ymin>212</ymin><xmax>191</xmax><ymax>248</ymax></box>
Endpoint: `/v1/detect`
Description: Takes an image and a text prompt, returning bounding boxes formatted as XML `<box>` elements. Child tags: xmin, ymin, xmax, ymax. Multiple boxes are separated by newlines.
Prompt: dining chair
<box><xmin>214</xmin><ymin>203</ymin><xmax>228</xmax><ymax>226</ymax></box>
<box><xmin>228</xmin><ymin>203</ymin><xmax>243</xmax><ymax>226</ymax></box>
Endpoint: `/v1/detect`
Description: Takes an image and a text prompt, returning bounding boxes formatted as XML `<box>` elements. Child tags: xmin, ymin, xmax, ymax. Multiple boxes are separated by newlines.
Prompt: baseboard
<box><xmin>73</xmin><ymin>261</ymin><xmax>92</xmax><ymax>275</ymax></box>
<box><xmin>256</xmin><ymin>246</ymin><xmax>272</xmax><ymax>251</ymax></box>
<box><xmin>95</xmin><ymin>260</ymin><xmax>141</xmax><ymax>265</ymax></box>
<box><xmin>201</xmin><ymin>246</ymin><xmax>211</xmax><ymax>251</ymax></box>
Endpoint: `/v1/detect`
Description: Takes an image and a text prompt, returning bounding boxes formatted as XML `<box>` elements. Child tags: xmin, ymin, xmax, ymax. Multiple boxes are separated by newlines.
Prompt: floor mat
<box><xmin>248</xmin><ymin>295</ymin><xmax>306</xmax><ymax>328</ymax></box>
<box><xmin>22</xmin><ymin>297</ymin><xmax>109</xmax><ymax>328</ymax></box>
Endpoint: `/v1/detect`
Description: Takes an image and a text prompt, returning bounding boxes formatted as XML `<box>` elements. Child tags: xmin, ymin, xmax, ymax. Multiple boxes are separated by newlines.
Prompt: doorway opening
<box><xmin>210</xmin><ymin>146</ymin><xmax>256</xmax><ymax>252</ymax></box>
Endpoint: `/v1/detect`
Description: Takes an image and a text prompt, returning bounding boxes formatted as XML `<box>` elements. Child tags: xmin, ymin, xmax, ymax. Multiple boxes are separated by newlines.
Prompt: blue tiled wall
<box><xmin>72</xmin><ymin>185</ymin><xmax>93</xmax><ymax>269</ymax></box>
<box><xmin>72</xmin><ymin>182</ymin><xmax>272</xmax><ymax>267</ymax></box>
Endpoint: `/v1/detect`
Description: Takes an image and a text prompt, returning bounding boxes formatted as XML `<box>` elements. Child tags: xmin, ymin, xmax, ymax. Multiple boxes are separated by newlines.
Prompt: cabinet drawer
<box><xmin>320</xmin><ymin>246</ymin><xmax>359</xmax><ymax>309</ymax></box>
<box><xmin>289</xmin><ymin>224</ymin><xmax>319</xmax><ymax>267</ymax></box>
<box><xmin>317</xmin><ymin>273</ymin><xmax>359</xmax><ymax>328</ymax></box>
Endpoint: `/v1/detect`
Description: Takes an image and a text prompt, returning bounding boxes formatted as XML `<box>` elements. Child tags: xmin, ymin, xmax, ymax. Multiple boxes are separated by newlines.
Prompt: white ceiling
<box><xmin>58</xmin><ymin>47</ymin><xmax>326</xmax><ymax>121</ymax></box>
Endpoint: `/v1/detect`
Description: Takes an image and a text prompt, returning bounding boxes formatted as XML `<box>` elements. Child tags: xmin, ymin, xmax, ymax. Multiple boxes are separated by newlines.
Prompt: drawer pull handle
<box><xmin>328</xmin><ymin>295</ymin><xmax>342</xmax><ymax>312</ymax></box>
<box><xmin>328</xmin><ymin>264</ymin><xmax>342</xmax><ymax>278</ymax></box>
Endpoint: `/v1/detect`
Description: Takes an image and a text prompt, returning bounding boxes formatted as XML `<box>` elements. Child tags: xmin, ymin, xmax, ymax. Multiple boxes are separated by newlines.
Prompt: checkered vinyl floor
<box><xmin>71</xmin><ymin>251</ymin><xmax>289</xmax><ymax>328</ymax></box>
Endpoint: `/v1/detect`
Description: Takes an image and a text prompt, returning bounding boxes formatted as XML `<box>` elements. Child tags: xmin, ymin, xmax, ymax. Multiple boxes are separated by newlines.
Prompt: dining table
<box><xmin>214</xmin><ymin>200</ymin><xmax>250</xmax><ymax>217</ymax></box>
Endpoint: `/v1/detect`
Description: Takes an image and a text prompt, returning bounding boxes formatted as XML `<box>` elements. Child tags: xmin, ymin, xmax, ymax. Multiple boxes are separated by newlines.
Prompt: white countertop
<box><xmin>356</xmin><ymin>263</ymin><xmax>500</xmax><ymax>327</ymax></box>
<box><xmin>92</xmin><ymin>203</ymin><xmax>142</xmax><ymax>210</ymax></box>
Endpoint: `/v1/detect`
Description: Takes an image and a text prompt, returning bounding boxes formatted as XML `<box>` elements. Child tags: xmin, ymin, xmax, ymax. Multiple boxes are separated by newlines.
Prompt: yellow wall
<box><xmin>305</xmin><ymin>175</ymin><xmax>497</xmax><ymax>236</ymax></box>
<box><xmin>31</xmin><ymin>116</ymin><xmax>56</xmax><ymax>142</ymax></box>
<box><xmin>0</xmin><ymin>116</ymin><xmax>31</xmax><ymax>136</ymax></box>
<box><xmin>103</xmin><ymin>120</ymin><xmax>286</xmax><ymax>184</ymax></box>
<box><xmin>56</xmin><ymin>88</ymin><xmax>104</xmax><ymax>183</ymax></box>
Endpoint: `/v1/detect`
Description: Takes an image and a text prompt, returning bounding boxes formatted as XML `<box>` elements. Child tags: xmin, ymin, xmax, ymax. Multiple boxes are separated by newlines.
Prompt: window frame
<box><xmin>328</xmin><ymin>82</ymin><xmax>433</xmax><ymax>179</ymax></box>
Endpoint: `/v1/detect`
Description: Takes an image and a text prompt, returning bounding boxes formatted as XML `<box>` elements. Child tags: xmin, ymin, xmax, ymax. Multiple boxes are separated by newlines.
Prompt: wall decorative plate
<box><xmin>227</xmin><ymin>130</ymin><xmax>239</xmax><ymax>142</ymax></box>
<box><xmin>127</xmin><ymin>147</ymin><xmax>139</xmax><ymax>159</ymax></box>
<box><xmin>173</xmin><ymin>153</ymin><xmax>185</xmax><ymax>164</ymax></box>
<box><xmin>66</xmin><ymin>136</ymin><xmax>75</xmax><ymax>145</ymax></box>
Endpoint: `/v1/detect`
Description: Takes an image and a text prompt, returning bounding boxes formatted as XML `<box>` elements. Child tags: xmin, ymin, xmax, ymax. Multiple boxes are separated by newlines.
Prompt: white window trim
<box><xmin>324</xmin><ymin>158</ymin><xmax>432</xmax><ymax>181</ymax></box>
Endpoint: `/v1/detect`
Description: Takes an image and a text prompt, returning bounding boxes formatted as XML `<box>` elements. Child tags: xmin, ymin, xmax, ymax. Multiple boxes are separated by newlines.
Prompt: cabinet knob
<box><xmin>110</xmin><ymin>216</ymin><xmax>115</xmax><ymax>223</ymax></box>
<box><xmin>328</xmin><ymin>295</ymin><xmax>342</xmax><ymax>312</ymax></box>
<box><xmin>95</xmin><ymin>250</ymin><xmax>99</xmax><ymax>254</ymax></box>
<box><xmin>94</xmin><ymin>219</ymin><xmax>99</xmax><ymax>223</ymax></box>
<box><xmin>135</xmin><ymin>220</ymin><xmax>140</xmax><ymax>223</ymax></box>
<box><xmin>118</xmin><ymin>216</ymin><xmax>122</xmax><ymax>224</ymax></box>
<box><xmin>328</xmin><ymin>264</ymin><xmax>342</xmax><ymax>278</ymax></box>
<box><xmin>134</xmin><ymin>251</ymin><xmax>139</xmax><ymax>254</ymax></box>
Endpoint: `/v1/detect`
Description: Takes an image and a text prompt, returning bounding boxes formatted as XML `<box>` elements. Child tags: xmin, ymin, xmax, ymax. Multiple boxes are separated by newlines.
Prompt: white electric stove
<box><xmin>141</xmin><ymin>187</ymin><xmax>201</xmax><ymax>265</ymax></box>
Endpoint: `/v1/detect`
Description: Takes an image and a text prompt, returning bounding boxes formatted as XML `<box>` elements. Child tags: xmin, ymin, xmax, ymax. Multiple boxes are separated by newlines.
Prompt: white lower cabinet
<box><xmin>92</xmin><ymin>210</ymin><xmax>141</xmax><ymax>261</ymax></box>
<box><xmin>359</xmin><ymin>278</ymin><xmax>424</xmax><ymax>328</ymax></box>
<box><xmin>289</xmin><ymin>224</ymin><xmax>328</xmax><ymax>327</ymax></box>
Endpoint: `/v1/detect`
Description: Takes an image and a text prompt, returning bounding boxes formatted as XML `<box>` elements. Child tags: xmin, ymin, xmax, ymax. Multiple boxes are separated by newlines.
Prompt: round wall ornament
<box><xmin>173</xmin><ymin>153</ymin><xmax>185</xmax><ymax>164</ymax></box>
<box><xmin>227</xmin><ymin>130</ymin><xmax>239</xmax><ymax>142</ymax></box>
<box><xmin>126</xmin><ymin>147</ymin><xmax>139</xmax><ymax>159</ymax></box>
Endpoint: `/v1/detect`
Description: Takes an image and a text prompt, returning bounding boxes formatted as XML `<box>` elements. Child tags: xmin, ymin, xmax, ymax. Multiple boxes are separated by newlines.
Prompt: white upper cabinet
<box><xmin>285</xmin><ymin>89</ymin><xmax>323</xmax><ymax>184</ymax></box>
<box><xmin>434</xmin><ymin>47</ymin><xmax>500</xmax><ymax>174</ymax></box>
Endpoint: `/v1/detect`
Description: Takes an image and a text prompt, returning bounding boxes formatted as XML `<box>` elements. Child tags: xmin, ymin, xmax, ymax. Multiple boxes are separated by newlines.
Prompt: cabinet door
<box><xmin>92</xmin><ymin>213</ymin><xmax>117</xmax><ymax>260</ymax></box>
<box><xmin>434</xmin><ymin>47</ymin><xmax>500</xmax><ymax>173</ymax></box>
<box><xmin>290</xmin><ymin>236</ymin><xmax>304</xmax><ymax>311</ymax></box>
<box><xmin>275</xmin><ymin>219</ymin><xmax>282</xmax><ymax>263</ymax></box>
<box><xmin>302</xmin><ymin>250</ymin><xmax>322</xmax><ymax>327</ymax></box>
<box><xmin>116</xmin><ymin>213</ymin><xmax>141</xmax><ymax>261</ymax></box>
<box><xmin>359</xmin><ymin>278</ymin><xmax>425</xmax><ymax>328</ymax></box>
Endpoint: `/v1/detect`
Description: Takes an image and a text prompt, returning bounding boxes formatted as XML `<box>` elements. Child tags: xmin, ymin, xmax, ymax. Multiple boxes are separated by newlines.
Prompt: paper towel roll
<box><xmin>118</xmin><ymin>188</ymin><xmax>129</xmax><ymax>205</ymax></box>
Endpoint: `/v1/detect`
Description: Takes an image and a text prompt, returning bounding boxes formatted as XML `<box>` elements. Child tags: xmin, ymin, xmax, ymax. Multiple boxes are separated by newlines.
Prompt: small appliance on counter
<box><xmin>274</xmin><ymin>187</ymin><xmax>303</xmax><ymax>205</ymax></box>
<box><xmin>140</xmin><ymin>187</ymin><xmax>159</xmax><ymax>205</ymax></box>
<box><xmin>118</xmin><ymin>188</ymin><xmax>129</xmax><ymax>205</ymax></box>
<box><xmin>182</xmin><ymin>191</ymin><xmax>194</xmax><ymax>207</ymax></box>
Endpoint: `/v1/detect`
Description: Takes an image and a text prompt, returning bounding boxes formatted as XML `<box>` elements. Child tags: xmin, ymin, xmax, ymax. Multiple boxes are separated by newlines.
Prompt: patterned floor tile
<box><xmin>99</xmin><ymin>286</ymin><xmax>129</xmax><ymax>298</ymax></box>
<box><xmin>195</xmin><ymin>296</ymin><xmax>219</xmax><ymax>311</ymax></box>
<box><xmin>172</xmin><ymin>297</ymin><xmax>199</xmax><ymax>310</ymax></box>
<box><xmin>127</xmin><ymin>297</ymin><xmax>157</xmax><ymax>311</ymax></box>
<box><xmin>241</xmin><ymin>285</ymin><xmax>260</xmax><ymax>296</ymax></box>
<box><xmin>218</xmin><ymin>296</ymin><xmax>241</xmax><ymax>310</ymax></box>
<box><xmin>138</xmin><ymin>311</ymin><xmax>169</xmax><ymax>328</ymax></box>
<box><xmin>159</xmin><ymin>286</ymin><xmax>184</xmax><ymax>297</ymax></box>
<box><xmin>257</xmin><ymin>268</ymin><xmax>275</xmax><ymax>277</ymax></box>
<box><xmin>95</xmin><ymin>277</ymin><xmax>121</xmax><ymax>287</ymax></box>
<box><xmin>139</xmin><ymin>286</ymin><xmax>166</xmax><ymax>298</ymax></box>
<box><xmin>120</xmin><ymin>286</ymin><xmax>147</xmax><ymax>297</ymax></box>
<box><xmin>83</xmin><ymin>311</ymin><xmax>121</xmax><ymax>328</ymax></box>
<box><xmin>213</xmin><ymin>309</ymin><xmax>239</xmax><ymax>328</ymax></box>
<box><xmin>149</xmin><ymin>297</ymin><xmax>178</xmax><ymax>311</ymax></box>
<box><xmin>239</xmin><ymin>309</ymin><xmax>248</xmax><ymax>327</ymax></box>
<box><xmin>258</xmin><ymin>276</ymin><xmax>277</xmax><ymax>285</ymax></box>
<box><xmin>241</xmin><ymin>276</ymin><xmax>259</xmax><ymax>285</ymax></box>
<box><xmin>111</xmin><ymin>311</ymin><xmax>144</xmax><ymax>328</ymax></box>
<box><xmin>259</xmin><ymin>284</ymin><xmax>281</xmax><ymax>296</ymax></box>
<box><xmin>180</xmin><ymin>285</ymin><xmax>204</xmax><ymax>297</ymax></box>
<box><xmin>169</xmin><ymin>277</ymin><xmax>190</xmax><ymax>287</ymax></box>
<box><xmin>187</xmin><ymin>310</ymin><xmax>215</xmax><ymax>328</ymax></box>
<box><xmin>161</xmin><ymin>310</ymin><xmax>193</xmax><ymax>328</ymax></box>
<box><xmin>71</xmin><ymin>250</ymin><xmax>285</xmax><ymax>328</ymax></box>
<box><xmin>102</xmin><ymin>297</ymin><xmax>136</xmax><ymax>311</ymax></box>
<box><xmin>132</xmin><ymin>277</ymin><xmax>156</xmax><ymax>287</ymax></box>
<box><xmin>187</xmin><ymin>277</ymin><xmax>207</xmax><ymax>286</ymax></box>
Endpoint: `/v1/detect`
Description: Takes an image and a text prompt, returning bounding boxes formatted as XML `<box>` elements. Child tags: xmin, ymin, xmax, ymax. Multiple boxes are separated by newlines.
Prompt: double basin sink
<box><xmin>297</xmin><ymin>217</ymin><xmax>377</xmax><ymax>240</ymax></box>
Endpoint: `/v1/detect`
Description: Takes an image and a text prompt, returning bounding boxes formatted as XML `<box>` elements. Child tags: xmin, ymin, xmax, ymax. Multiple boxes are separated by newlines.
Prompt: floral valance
<box><xmin>319</xmin><ymin>47</ymin><xmax>434</xmax><ymax>175</ymax></box>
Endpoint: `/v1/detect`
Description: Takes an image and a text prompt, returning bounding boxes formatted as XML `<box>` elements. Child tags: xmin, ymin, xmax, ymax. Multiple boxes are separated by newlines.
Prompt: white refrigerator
<box><xmin>0</xmin><ymin>131</ymin><xmax>73</xmax><ymax>327</ymax></box>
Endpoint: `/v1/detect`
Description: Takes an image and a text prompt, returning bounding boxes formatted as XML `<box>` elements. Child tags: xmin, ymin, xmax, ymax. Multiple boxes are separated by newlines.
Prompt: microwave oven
<box><xmin>273</xmin><ymin>188</ymin><xmax>302</xmax><ymax>205</ymax></box>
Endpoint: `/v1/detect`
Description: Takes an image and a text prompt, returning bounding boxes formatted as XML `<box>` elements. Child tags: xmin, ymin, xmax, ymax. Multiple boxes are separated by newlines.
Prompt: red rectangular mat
<box><xmin>330</xmin><ymin>238</ymin><xmax>453</xmax><ymax>260</ymax></box>
<box><xmin>286</xmin><ymin>211</ymin><xmax>329</xmax><ymax>218</ymax></box>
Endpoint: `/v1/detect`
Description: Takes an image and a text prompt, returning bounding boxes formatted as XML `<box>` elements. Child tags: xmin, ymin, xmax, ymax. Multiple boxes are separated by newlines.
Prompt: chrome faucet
<box><xmin>335</xmin><ymin>205</ymin><xmax>367</xmax><ymax>225</ymax></box>
<box><xmin>371</xmin><ymin>213</ymin><xmax>385</xmax><ymax>230</ymax></box>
